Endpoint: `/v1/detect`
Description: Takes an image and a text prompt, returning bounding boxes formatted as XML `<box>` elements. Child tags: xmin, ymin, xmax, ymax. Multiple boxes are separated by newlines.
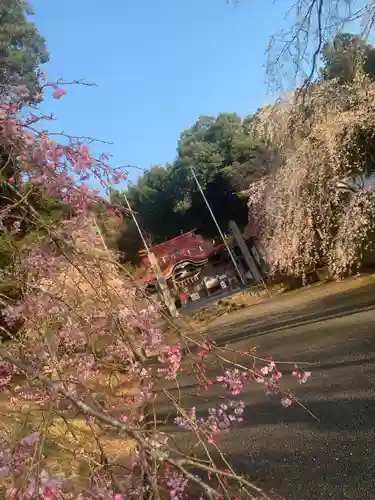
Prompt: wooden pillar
<box><xmin>148</xmin><ymin>252</ymin><xmax>179</xmax><ymax>318</ymax></box>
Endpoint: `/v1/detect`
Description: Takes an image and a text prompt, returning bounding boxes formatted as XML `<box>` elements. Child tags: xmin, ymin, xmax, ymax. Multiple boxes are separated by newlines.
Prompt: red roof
<box><xmin>140</xmin><ymin>231</ymin><xmax>225</xmax><ymax>282</ymax></box>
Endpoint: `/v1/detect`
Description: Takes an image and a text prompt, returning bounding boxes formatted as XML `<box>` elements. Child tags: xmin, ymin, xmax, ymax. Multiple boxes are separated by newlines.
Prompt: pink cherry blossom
<box><xmin>216</xmin><ymin>369</ymin><xmax>247</xmax><ymax>395</ymax></box>
<box><xmin>165</xmin><ymin>469</ymin><xmax>188</xmax><ymax>499</ymax></box>
<box><xmin>158</xmin><ymin>344</ymin><xmax>181</xmax><ymax>379</ymax></box>
<box><xmin>281</xmin><ymin>397</ymin><xmax>293</xmax><ymax>408</ymax></box>
<box><xmin>52</xmin><ymin>88</ymin><xmax>67</xmax><ymax>99</ymax></box>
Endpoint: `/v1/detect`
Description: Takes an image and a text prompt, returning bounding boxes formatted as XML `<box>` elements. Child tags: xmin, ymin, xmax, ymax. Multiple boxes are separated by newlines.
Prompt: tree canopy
<box><xmin>112</xmin><ymin>112</ymin><xmax>268</xmax><ymax>260</ymax></box>
<box><xmin>321</xmin><ymin>33</ymin><xmax>375</xmax><ymax>84</ymax></box>
<box><xmin>0</xmin><ymin>0</ymin><xmax>49</xmax><ymax>98</ymax></box>
<box><xmin>0</xmin><ymin>1</ymin><xmax>51</xmax><ymax>278</ymax></box>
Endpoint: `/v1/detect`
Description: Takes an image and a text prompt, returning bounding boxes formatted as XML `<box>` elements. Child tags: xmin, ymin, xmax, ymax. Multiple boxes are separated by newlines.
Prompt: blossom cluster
<box><xmin>165</xmin><ymin>468</ymin><xmax>188</xmax><ymax>499</ymax></box>
<box><xmin>158</xmin><ymin>344</ymin><xmax>182</xmax><ymax>379</ymax></box>
<box><xmin>175</xmin><ymin>400</ymin><xmax>245</xmax><ymax>443</ymax></box>
<box><xmin>216</xmin><ymin>368</ymin><xmax>248</xmax><ymax>395</ymax></box>
<box><xmin>0</xmin><ymin>89</ymin><xmax>127</xmax><ymax>214</ymax></box>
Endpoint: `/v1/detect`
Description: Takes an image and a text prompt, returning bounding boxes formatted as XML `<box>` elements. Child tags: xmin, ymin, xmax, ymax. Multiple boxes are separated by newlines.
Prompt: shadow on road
<box><xmin>212</xmin><ymin>282</ymin><xmax>375</xmax><ymax>346</ymax></box>
<box><xmin>155</xmin><ymin>394</ymin><xmax>375</xmax><ymax>498</ymax></box>
<box><xmin>227</xmin><ymin>437</ymin><xmax>373</xmax><ymax>500</ymax></box>
<box><xmin>156</xmin><ymin>354</ymin><xmax>375</xmax><ymax>400</ymax></box>
<box><xmin>241</xmin><ymin>395</ymin><xmax>375</xmax><ymax>431</ymax></box>
<box><xmin>156</xmin><ymin>391</ymin><xmax>375</xmax><ymax>432</ymax></box>
<box><xmin>157</xmin><ymin>281</ymin><xmax>375</xmax><ymax>499</ymax></box>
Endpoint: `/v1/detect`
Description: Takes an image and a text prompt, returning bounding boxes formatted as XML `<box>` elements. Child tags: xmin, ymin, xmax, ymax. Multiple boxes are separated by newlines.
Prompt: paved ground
<box><xmin>155</xmin><ymin>277</ymin><xmax>375</xmax><ymax>499</ymax></box>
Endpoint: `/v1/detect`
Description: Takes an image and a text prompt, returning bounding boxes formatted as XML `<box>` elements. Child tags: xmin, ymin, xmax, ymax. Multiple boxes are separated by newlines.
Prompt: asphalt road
<box><xmin>155</xmin><ymin>278</ymin><xmax>375</xmax><ymax>499</ymax></box>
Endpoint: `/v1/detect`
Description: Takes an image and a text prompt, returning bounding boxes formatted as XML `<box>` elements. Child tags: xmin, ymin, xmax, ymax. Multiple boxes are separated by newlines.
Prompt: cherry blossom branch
<box><xmin>44</xmin><ymin>79</ymin><xmax>98</xmax><ymax>88</ymax></box>
<box><xmin>165</xmin><ymin>457</ymin><xmax>270</xmax><ymax>499</ymax></box>
<box><xmin>0</xmin><ymin>348</ymin><xmax>144</xmax><ymax>441</ymax></box>
<box><xmin>0</xmin><ymin>72</ymin><xmax>319</xmax><ymax>499</ymax></box>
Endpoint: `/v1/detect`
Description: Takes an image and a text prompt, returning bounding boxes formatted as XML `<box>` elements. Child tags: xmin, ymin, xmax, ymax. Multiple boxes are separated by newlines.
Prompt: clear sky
<box><xmin>31</xmin><ymin>0</ymin><xmax>289</xmax><ymax>183</ymax></box>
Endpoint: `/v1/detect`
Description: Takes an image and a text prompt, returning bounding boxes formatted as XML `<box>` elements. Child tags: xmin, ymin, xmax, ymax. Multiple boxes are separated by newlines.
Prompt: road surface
<box><xmin>155</xmin><ymin>278</ymin><xmax>375</xmax><ymax>499</ymax></box>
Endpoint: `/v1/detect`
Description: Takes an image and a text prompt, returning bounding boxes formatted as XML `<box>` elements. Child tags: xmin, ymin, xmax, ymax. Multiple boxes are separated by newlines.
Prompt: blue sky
<box><xmin>30</xmin><ymin>0</ymin><xmax>291</xmax><ymax>183</ymax></box>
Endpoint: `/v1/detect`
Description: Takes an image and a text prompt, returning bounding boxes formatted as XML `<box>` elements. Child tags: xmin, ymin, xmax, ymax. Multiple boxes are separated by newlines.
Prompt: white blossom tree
<box><xmin>247</xmin><ymin>73</ymin><xmax>375</xmax><ymax>277</ymax></box>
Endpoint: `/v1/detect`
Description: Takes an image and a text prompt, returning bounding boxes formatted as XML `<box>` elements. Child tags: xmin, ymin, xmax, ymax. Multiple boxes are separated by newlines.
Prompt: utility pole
<box><xmin>123</xmin><ymin>193</ymin><xmax>150</xmax><ymax>252</ymax></box>
<box><xmin>122</xmin><ymin>194</ymin><xmax>178</xmax><ymax>318</ymax></box>
<box><xmin>190</xmin><ymin>167</ymin><xmax>246</xmax><ymax>286</ymax></box>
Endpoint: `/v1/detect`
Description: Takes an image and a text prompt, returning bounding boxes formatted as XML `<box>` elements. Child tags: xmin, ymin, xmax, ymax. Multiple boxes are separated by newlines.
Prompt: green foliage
<box><xmin>126</xmin><ymin>165</ymin><xmax>181</xmax><ymax>242</ymax></box>
<box><xmin>0</xmin><ymin>0</ymin><xmax>51</xmax><ymax>265</ymax></box>
<box><xmin>0</xmin><ymin>184</ymin><xmax>73</xmax><ymax>315</ymax></box>
<box><xmin>177</xmin><ymin>113</ymin><xmax>262</xmax><ymax>187</ymax></box>
<box><xmin>0</xmin><ymin>0</ymin><xmax>49</xmax><ymax>96</ymax></box>
<box><xmin>0</xmin><ymin>0</ymin><xmax>51</xmax><ymax>279</ymax></box>
<box><xmin>95</xmin><ymin>199</ymin><xmax>145</xmax><ymax>266</ymax></box>
<box><xmin>112</xmin><ymin>113</ymin><xmax>266</xmax><ymax>257</ymax></box>
<box><xmin>0</xmin><ymin>184</ymin><xmax>71</xmax><ymax>258</ymax></box>
<box><xmin>110</xmin><ymin>33</ymin><xmax>375</xmax><ymax>266</ymax></box>
<box><xmin>321</xmin><ymin>33</ymin><xmax>375</xmax><ymax>84</ymax></box>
